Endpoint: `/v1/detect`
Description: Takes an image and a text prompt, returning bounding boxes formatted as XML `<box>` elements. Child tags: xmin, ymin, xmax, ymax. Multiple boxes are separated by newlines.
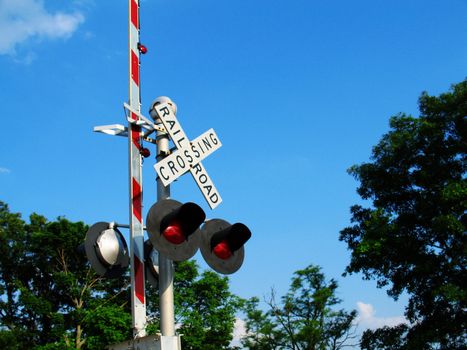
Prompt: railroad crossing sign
<box><xmin>153</xmin><ymin>102</ymin><xmax>222</xmax><ymax>209</ymax></box>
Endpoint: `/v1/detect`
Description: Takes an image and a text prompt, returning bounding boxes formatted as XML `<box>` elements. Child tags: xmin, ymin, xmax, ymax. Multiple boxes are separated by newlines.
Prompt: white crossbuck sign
<box><xmin>154</xmin><ymin>103</ymin><xmax>222</xmax><ymax>209</ymax></box>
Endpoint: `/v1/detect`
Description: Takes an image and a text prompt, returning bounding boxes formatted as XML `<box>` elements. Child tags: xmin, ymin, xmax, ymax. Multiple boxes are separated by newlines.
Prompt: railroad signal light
<box><xmin>146</xmin><ymin>199</ymin><xmax>206</xmax><ymax>261</ymax></box>
<box><xmin>84</xmin><ymin>222</ymin><xmax>129</xmax><ymax>278</ymax></box>
<box><xmin>200</xmin><ymin>219</ymin><xmax>251</xmax><ymax>275</ymax></box>
<box><xmin>140</xmin><ymin>147</ymin><xmax>151</xmax><ymax>158</ymax></box>
<box><xmin>137</xmin><ymin>43</ymin><xmax>147</xmax><ymax>54</ymax></box>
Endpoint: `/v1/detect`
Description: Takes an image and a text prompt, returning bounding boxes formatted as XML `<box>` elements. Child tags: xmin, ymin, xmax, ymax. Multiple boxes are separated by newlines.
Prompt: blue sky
<box><xmin>1</xmin><ymin>0</ymin><xmax>466</xmax><ymax>335</ymax></box>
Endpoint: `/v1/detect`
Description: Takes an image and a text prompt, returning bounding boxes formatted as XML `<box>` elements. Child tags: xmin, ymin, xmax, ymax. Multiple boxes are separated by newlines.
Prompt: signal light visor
<box><xmin>210</xmin><ymin>223</ymin><xmax>251</xmax><ymax>255</ymax></box>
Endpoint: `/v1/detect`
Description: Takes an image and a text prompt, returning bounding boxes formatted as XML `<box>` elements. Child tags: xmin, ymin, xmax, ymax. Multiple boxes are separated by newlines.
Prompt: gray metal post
<box><xmin>155</xmin><ymin>123</ymin><xmax>176</xmax><ymax>337</ymax></box>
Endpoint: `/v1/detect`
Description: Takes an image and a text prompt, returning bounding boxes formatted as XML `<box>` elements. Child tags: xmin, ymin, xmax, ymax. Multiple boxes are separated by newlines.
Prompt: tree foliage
<box><xmin>0</xmin><ymin>202</ymin><xmax>131</xmax><ymax>349</ymax></box>
<box><xmin>179</xmin><ymin>270</ymin><xmax>241</xmax><ymax>350</ymax></box>
<box><xmin>241</xmin><ymin>264</ymin><xmax>357</xmax><ymax>350</ymax></box>
<box><xmin>340</xmin><ymin>80</ymin><xmax>467</xmax><ymax>349</ymax></box>
<box><xmin>360</xmin><ymin>325</ymin><xmax>409</xmax><ymax>350</ymax></box>
<box><xmin>0</xmin><ymin>202</ymin><xmax>241</xmax><ymax>349</ymax></box>
<box><xmin>146</xmin><ymin>260</ymin><xmax>243</xmax><ymax>350</ymax></box>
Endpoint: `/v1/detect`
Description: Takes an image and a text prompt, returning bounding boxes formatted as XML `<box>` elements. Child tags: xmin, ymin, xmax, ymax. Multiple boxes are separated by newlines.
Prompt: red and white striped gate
<box><xmin>127</xmin><ymin>0</ymin><xmax>146</xmax><ymax>338</ymax></box>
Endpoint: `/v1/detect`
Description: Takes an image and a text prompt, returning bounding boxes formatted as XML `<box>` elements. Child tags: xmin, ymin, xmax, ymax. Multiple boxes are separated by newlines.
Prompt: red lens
<box><xmin>162</xmin><ymin>221</ymin><xmax>185</xmax><ymax>245</ymax></box>
<box><xmin>213</xmin><ymin>240</ymin><xmax>232</xmax><ymax>260</ymax></box>
<box><xmin>139</xmin><ymin>44</ymin><xmax>148</xmax><ymax>54</ymax></box>
<box><xmin>141</xmin><ymin>148</ymin><xmax>150</xmax><ymax>158</ymax></box>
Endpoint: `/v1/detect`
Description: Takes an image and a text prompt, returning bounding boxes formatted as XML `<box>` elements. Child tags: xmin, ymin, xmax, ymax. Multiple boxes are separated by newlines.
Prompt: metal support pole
<box><xmin>155</xmin><ymin>125</ymin><xmax>176</xmax><ymax>336</ymax></box>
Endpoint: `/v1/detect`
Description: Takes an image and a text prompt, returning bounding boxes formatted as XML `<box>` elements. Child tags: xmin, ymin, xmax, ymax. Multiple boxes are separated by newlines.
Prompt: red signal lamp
<box><xmin>162</xmin><ymin>220</ymin><xmax>185</xmax><ymax>245</ymax></box>
<box><xmin>200</xmin><ymin>220</ymin><xmax>252</xmax><ymax>274</ymax></box>
<box><xmin>138</xmin><ymin>43</ymin><xmax>148</xmax><ymax>54</ymax></box>
<box><xmin>140</xmin><ymin>148</ymin><xmax>150</xmax><ymax>158</ymax></box>
<box><xmin>146</xmin><ymin>199</ymin><xmax>206</xmax><ymax>261</ymax></box>
<box><xmin>212</xmin><ymin>240</ymin><xmax>232</xmax><ymax>260</ymax></box>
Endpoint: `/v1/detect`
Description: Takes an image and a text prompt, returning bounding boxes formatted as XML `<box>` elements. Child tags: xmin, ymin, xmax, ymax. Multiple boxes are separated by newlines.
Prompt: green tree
<box><xmin>241</xmin><ymin>264</ymin><xmax>357</xmax><ymax>350</ymax></box>
<box><xmin>0</xmin><ymin>202</ymin><xmax>242</xmax><ymax>349</ymax></box>
<box><xmin>145</xmin><ymin>260</ymin><xmax>243</xmax><ymax>350</ymax></box>
<box><xmin>339</xmin><ymin>80</ymin><xmax>467</xmax><ymax>349</ymax></box>
<box><xmin>177</xmin><ymin>263</ymin><xmax>243</xmax><ymax>350</ymax></box>
<box><xmin>0</xmin><ymin>202</ymin><xmax>131</xmax><ymax>350</ymax></box>
<box><xmin>360</xmin><ymin>325</ymin><xmax>409</xmax><ymax>350</ymax></box>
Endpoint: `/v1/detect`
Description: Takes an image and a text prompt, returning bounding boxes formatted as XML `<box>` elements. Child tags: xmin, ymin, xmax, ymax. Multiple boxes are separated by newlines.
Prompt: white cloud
<box><xmin>0</xmin><ymin>167</ymin><xmax>11</xmax><ymax>174</ymax></box>
<box><xmin>0</xmin><ymin>0</ymin><xmax>85</xmax><ymax>55</ymax></box>
<box><xmin>356</xmin><ymin>301</ymin><xmax>408</xmax><ymax>330</ymax></box>
<box><xmin>230</xmin><ymin>317</ymin><xmax>247</xmax><ymax>348</ymax></box>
